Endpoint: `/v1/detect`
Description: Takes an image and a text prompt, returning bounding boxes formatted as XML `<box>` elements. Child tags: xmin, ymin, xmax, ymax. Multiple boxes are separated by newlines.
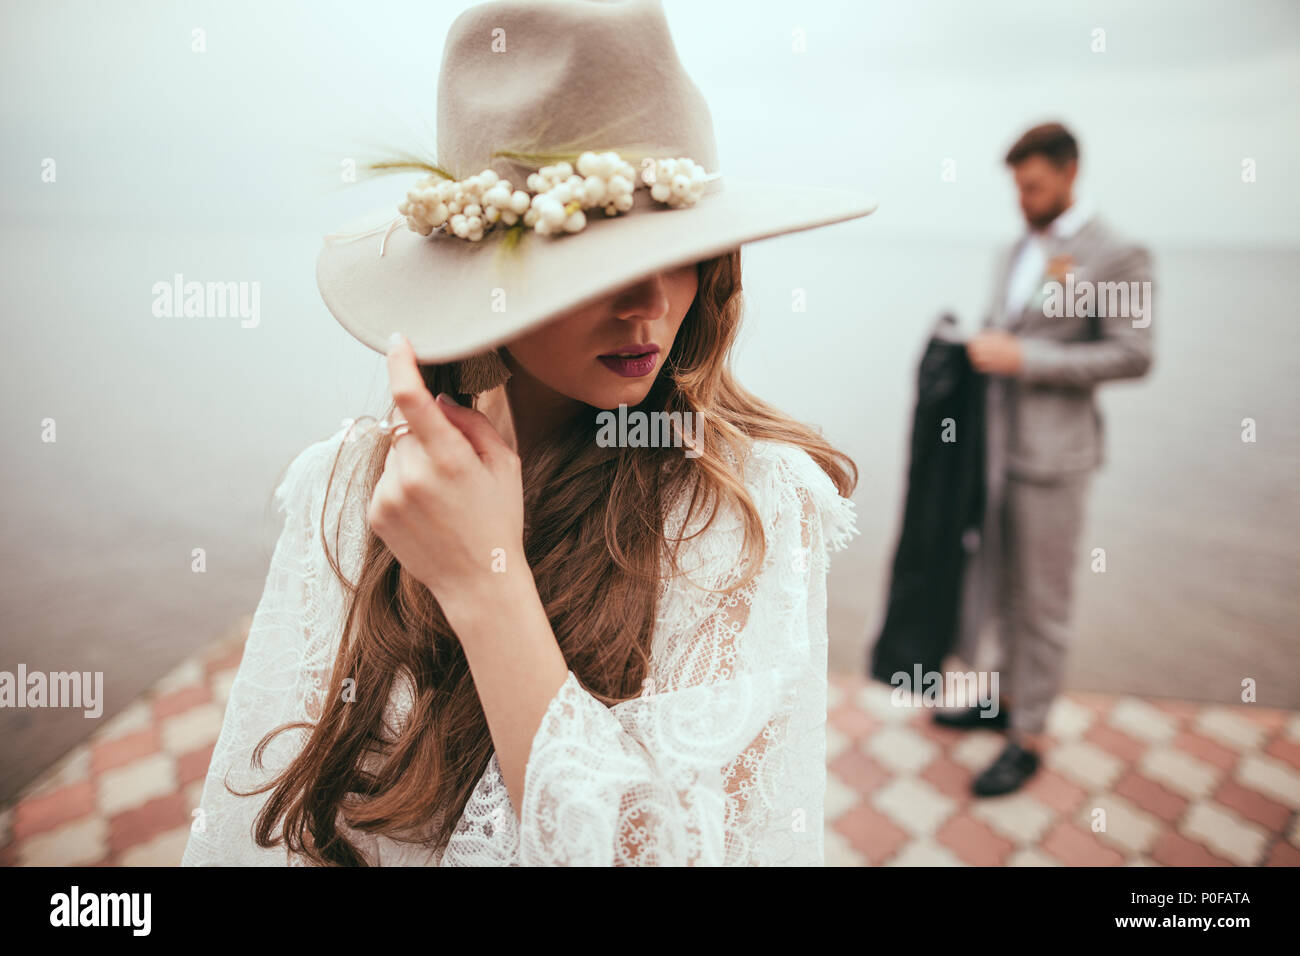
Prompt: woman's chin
<box><xmin>593</xmin><ymin>386</ymin><xmax>654</xmax><ymax>411</ymax></box>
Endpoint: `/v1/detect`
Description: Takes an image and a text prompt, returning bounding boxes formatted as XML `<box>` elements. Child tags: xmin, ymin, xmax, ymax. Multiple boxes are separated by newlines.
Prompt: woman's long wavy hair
<box><xmin>237</xmin><ymin>250</ymin><xmax>857</xmax><ymax>865</ymax></box>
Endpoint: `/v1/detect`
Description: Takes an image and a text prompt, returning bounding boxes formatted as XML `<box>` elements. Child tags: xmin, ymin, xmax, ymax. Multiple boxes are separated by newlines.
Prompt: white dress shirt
<box><xmin>1000</xmin><ymin>198</ymin><xmax>1096</xmax><ymax>322</ymax></box>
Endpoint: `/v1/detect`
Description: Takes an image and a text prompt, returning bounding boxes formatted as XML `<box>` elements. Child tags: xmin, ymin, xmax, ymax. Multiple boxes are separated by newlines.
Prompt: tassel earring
<box><xmin>453</xmin><ymin>347</ymin><xmax>512</xmax><ymax>396</ymax></box>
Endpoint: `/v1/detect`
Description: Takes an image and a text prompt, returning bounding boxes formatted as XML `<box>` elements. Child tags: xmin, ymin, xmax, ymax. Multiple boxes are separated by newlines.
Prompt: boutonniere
<box><xmin>1030</xmin><ymin>253</ymin><xmax>1075</xmax><ymax>311</ymax></box>
<box><xmin>1045</xmin><ymin>253</ymin><xmax>1075</xmax><ymax>284</ymax></box>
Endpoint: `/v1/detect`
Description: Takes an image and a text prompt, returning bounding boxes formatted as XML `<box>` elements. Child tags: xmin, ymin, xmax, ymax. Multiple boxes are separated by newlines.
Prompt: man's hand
<box><xmin>967</xmin><ymin>330</ymin><xmax>1024</xmax><ymax>376</ymax></box>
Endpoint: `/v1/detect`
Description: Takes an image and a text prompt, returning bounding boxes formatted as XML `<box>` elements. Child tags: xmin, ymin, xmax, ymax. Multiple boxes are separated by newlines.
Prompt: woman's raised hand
<box><xmin>368</xmin><ymin>333</ymin><xmax>526</xmax><ymax>614</ymax></box>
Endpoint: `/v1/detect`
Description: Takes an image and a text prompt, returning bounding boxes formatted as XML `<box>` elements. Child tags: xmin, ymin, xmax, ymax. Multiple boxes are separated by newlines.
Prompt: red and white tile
<box><xmin>827</xmin><ymin>673</ymin><xmax>1300</xmax><ymax>866</ymax></box>
<box><xmin>2</xmin><ymin>627</ymin><xmax>1297</xmax><ymax>867</ymax></box>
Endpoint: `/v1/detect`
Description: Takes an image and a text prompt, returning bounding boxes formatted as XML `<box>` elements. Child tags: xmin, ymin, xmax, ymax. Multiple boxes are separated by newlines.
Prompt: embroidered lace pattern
<box><xmin>181</xmin><ymin>420</ymin><xmax>857</xmax><ymax>866</ymax></box>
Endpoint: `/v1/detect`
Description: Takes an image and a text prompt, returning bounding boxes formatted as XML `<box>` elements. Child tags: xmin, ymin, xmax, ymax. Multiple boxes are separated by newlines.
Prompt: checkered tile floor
<box><xmin>826</xmin><ymin>675</ymin><xmax>1300</xmax><ymax>866</ymax></box>
<box><xmin>0</xmin><ymin>618</ymin><xmax>252</xmax><ymax>867</ymax></box>
<box><xmin>3</xmin><ymin>623</ymin><xmax>1298</xmax><ymax>866</ymax></box>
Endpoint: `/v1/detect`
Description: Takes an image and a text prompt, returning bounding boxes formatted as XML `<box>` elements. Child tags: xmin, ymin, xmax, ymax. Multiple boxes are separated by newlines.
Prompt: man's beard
<box><xmin>1027</xmin><ymin>199</ymin><xmax>1070</xmax><ymax>231</ymax></box>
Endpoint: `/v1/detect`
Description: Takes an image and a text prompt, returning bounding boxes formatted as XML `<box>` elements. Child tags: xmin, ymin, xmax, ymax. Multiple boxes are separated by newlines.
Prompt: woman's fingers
<box><xmin>385</xmin><ymin>333</ymin><xmax>470</xmax><ymax>458</ymax></box>
<box><xmin>434</xmin><ymin>396</ymin><xmax>515</xmax><ymax>464</ymax></box>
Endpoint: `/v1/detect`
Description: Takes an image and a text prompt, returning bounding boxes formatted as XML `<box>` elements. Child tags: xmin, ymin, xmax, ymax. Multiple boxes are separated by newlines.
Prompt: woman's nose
<box><xmin>611</xmin><ymin>272</ymin><xmax>670</xmax><ymax>322</ymax></box>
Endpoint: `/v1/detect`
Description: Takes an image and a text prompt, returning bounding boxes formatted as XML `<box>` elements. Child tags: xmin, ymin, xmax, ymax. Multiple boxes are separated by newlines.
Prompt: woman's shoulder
<box><xmin>274</xmin><ymin>419</ymin><xmax>381</xmax><ymax>513</ymax></box>
<box><xmin>738</xmin><ymin>437</ymin><xmax>860</xmax><ymax>557</ymax></box>
<box><xmin>666</xmin><ymin>436</ymin><xmax>859</xmax><ymax>578</ymax></box>
<box><xmin>271</xmin><ymin>419</ymin><xmax>382</xmax><ymax>580</ymax></box>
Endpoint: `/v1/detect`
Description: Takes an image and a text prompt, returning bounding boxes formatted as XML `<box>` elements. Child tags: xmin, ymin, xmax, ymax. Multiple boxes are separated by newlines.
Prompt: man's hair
<box><xmin>1004</xmin><ymin>123</ymin><xmax>1079</xmax><ymax>168</ymax></box>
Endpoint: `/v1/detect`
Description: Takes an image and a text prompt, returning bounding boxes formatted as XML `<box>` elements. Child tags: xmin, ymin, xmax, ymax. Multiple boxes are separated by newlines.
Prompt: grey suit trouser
<box><xmin>953</xmin><ymin>372</ymin><xmax>1096</xmax><ymax>736</ymax></box>
<box><xmin>988</xmin><ymin>471</ymin><xmax>1092</xmax><ymax>734</ymax></box>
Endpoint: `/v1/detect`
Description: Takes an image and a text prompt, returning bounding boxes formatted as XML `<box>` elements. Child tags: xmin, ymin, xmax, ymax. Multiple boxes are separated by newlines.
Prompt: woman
<box><xmin>182</xmin><ymin>0</ymin><xmax>876</xmax><ymax>867</ymax></box>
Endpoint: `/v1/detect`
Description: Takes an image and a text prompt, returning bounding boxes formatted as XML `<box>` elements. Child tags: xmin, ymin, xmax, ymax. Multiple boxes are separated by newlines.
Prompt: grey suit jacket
<box><xmin>983</xmin><ymin>215</ymin><xmax>1155</xmax><ymax>479</ymax></box>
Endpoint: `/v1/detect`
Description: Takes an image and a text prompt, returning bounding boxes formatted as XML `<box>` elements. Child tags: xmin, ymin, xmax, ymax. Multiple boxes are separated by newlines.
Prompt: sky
<box><xmin>1</xmin><ymin>0</ymin><xmax>1297</xmax><ymax>246</ymax></box>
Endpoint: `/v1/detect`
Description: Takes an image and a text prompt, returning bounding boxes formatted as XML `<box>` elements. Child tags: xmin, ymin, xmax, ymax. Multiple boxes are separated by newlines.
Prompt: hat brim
<box><xmin>316</xmin><ymin>177</ymin><xmax>878</xmax><ymax>363</ymax></box>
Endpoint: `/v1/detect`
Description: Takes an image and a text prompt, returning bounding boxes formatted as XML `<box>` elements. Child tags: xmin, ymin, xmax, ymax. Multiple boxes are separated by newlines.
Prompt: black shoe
<box><xmin>972</xmin><ymin>741</ymin><xmax>1040</xmax><ymax>797</ymax></box>
<box><xmin>932</xmin><ymin>702</ymin><xmax>1008</xmax><ymax>730</ymax></box>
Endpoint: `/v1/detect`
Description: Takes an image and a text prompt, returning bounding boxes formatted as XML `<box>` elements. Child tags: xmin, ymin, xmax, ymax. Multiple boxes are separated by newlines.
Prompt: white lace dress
<box><xmin>181</xmin><ymin>420</ymin><xmax>858</xmax><ymax>866</ymax></box>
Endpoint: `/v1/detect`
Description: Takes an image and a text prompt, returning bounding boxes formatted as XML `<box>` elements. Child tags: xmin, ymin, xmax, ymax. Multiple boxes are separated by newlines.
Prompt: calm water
<box><xmin>2</xmin><ymin>226</ymin><xmax>1297</xmax><ymax>800</ymax></box>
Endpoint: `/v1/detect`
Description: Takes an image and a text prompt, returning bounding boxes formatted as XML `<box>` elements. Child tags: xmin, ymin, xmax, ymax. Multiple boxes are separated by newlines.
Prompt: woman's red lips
<box><xmin>598</xmin><ymin>344</ymin><xmax>660</xmax><ymax>358</ymax></box>
<box><xmin>597</xmin><ymin>344</ymin><xmax>660</xmax><ymax>378</ymax></box>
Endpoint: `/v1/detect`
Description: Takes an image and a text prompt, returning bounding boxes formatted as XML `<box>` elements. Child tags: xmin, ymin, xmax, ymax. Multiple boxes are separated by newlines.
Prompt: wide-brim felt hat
<box><xmin>317</xmin><ymin>0</ymin><xmax>878</xmax><ymax>364</ymax></box>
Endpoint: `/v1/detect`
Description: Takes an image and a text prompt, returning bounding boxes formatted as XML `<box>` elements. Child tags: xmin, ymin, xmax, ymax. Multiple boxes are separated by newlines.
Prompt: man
<box><xmin>936</xmin><ymin>123</ymin><xmax>1154</xmax><ymax>796</ymax></box>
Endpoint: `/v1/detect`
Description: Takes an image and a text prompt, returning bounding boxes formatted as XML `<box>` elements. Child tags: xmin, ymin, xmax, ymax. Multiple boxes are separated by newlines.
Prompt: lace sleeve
<box><xmin>181</xmin><ymin>424</ymin><xmax>374</xmax><ymax>866</ymax></box>
<box><xmin>517</xmin><ymin>442</ymin><xmax>857</xmax><ymax>866</ymax></box>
